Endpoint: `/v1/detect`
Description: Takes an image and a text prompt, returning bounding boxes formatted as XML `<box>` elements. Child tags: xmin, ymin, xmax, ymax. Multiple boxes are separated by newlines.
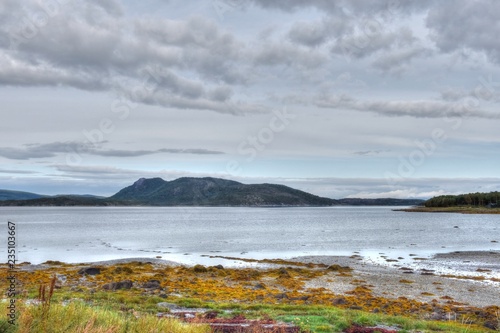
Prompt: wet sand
<box><xmin>293</xmin><ymin>251</ymin><xmax>500</xmax><ymax>308</ymax></box>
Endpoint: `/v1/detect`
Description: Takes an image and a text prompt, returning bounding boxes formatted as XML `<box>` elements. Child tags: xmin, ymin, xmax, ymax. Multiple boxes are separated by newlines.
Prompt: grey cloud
<box><xmin>132</xmin><ymin>88</ymin><xmax>267</xmax><ymax>115</ymax></box>
<box><xmin>0</xmin><ymin>142</ymin><xmax>92</xmax><ymax>160</ymax></box>
<box><xmin>0</xmin><ymin>141</ymin><xmax>225</xmax><ymax>160</ymax></box>
<box><xmin>88</xmin><ymin>0</ymin><xmax>124</xmax><ymax>17</ymax></box>
<box><xmin>154</xmin><ymin>69</ymin><xmax>205</xmax><ymax>99</ymax></box>
<box><xmin>93</xmin><ymin>148</ymin><xmax>225</xmax><ymax>157</ymax></box>
<box><xmin>209</xmin><ymin>86</ymin><xmax>234</xmax><ymax>102</ymax></box>
<box><xmin>253</xmin><ymin>42</ymin><xmax>327</xmax><ymax>69</ymax></box>
<box><xmin>315</xmin><ymin>94</ymin><xmax>500</xmax><ymax>119</ymax></box>
<box><xmin>134</xmin><ymin>17</ymin><xmax>234</xmax><ymax>49</ymax></box>
<box><xmin>0</xmin><ymin>169</ymin><xmax>38</xmax><ymax>174</ymax></box>
<box><xmin>427</xmin><ymin>0</ymin><xmax>500</xmax><ymax>64</ymax></box>
<box><xmin>353</xmin><ymin>150</ymin><xmax>390</xmax><ymax>156</ymax></box>
<box><xmin>440</xmin><ymin>85</ymin><xmax>500</xmax><ymax>103</ymax></box>
<box><xmin>441</xmin><ymin>88</ymin><xmax>468</xmax><ymax>102</ymax></box>
<box><xmin>250</xmin><ymin>0</ymin><xmax>430</xmax><ymax>16</ymax></box>
<box><xmin>287</xmin><ymin>16</ymin><xmax>351</xmax><ymax>47</ymax></box>
<box><xmin>0</xmin><ymin>2</ymin><xmax>254</xmax><ymax>114</ymax></box>
<box><xmin>0</xmin><ymin>55</ymin><xmax>109</xmax><ymax>90</ymax></box>
<box><xmin>331</xmin><ymin>27</ymin><xmax>418</xmax><ymax>60</ymax></box>
<box><xmin>134</xmin><ymin>17</ymin><xmax>246</xmax><ymax>85</ymax></box>
<box><xmin>372</xmin><ymin>46</ymin><xmax>430</xmax><ymax>73</ymax></box>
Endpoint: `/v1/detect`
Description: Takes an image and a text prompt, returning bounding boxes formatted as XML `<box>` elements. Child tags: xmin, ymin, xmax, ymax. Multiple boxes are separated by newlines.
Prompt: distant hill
<box><xmin>0</xmin><ymin>177</ymin><xmax>425</xmax><ymax>207</ymax></box>
<box><xmin>424</xmin><ymin>191</ymin><xmax>500</xmax><ymax>208</ymax></box>
<box><xmin>338</xmin><ymin>198</ymin><xmax>425</xmax><ymax>206</ymax></box>
<box><xmin>0</xmin><ymin>189</ymin><xmax>45</xmax><ymax>201</ymax></box>
<box><xmin>110</xmin><ymin>177</ymin><xmax>338</xmax><ymax>206</ymax></box>
<box><xmin>0</xmin><ymin>195</ymin><xmax>123</xmax><ymax>207</ymax></box>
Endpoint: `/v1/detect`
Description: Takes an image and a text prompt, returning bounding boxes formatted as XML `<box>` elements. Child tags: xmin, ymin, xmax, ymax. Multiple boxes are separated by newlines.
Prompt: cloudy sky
<box><xmin>1</xmin><ymin>0</ymin><xmax>500</xmax><ymax>199</ymax></box>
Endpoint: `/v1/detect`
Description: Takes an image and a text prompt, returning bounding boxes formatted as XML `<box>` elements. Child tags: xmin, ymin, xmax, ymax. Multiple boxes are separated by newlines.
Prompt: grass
<box><xmin>1</xmin><ymin>301</ymin><xmax>494</xmax><ymax>333</ymax></box>
<box><xmin>12</xmin><ymin>301</ymin><xmax>210</xmax><ymax>333</ymax></box>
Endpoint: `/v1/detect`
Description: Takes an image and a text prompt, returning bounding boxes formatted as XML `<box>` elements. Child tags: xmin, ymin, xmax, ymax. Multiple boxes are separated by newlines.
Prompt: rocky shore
<box><xmin>3</xmin><ymin>251</ymin><xmax>499</xmax><ymax>331</ymax></box>
<box><xmin>293</xmin><ymin>251</ymin><xmax>500</xmax><ymax>309</ymax></box>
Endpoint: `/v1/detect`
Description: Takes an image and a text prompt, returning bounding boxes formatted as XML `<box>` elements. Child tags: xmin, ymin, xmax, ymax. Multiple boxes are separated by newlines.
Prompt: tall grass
<box><xmin>15</xmin><ymin>302</ymin><xmax>210</xmax><ymax>333</ymax></box>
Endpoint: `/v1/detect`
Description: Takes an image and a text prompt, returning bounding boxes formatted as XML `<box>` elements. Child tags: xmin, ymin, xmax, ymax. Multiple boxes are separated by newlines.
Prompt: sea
<box><xmin>1</xmin><ymin>206</ymin><xmax>499</xmax><ymax>267</ymax></box>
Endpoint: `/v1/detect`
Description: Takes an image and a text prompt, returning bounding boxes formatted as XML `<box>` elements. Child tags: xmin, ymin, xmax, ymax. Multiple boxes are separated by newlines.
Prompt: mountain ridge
<box><xmin>110</xmin><ymin>177</ymin><xmax>337</xmax><ymax>206</ymax></box>
<box><xmin>0</xmin><ymin>177</ymin><xmax>425</xmax><ymax>206</ymax></box>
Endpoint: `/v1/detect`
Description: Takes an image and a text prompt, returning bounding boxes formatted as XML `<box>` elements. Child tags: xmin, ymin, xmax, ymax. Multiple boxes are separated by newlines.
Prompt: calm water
<box><xmin>0</xmin><ymin>207</ymin><xmax>499</xmax><ymax>266</ymax></box>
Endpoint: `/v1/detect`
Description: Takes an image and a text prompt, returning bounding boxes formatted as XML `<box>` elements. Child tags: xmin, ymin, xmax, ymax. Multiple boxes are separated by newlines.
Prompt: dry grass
<box><xmin>16</xmin><ymin>301</ymin><xmax>210</xmax><ymax>333</ymax></box>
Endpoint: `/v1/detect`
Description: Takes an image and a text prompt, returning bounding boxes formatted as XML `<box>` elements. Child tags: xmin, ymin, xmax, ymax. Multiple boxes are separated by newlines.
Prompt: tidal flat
<box><xmin>1</xmin><ymin>251</ymin><xmax>499</xmax><ymax>332</ymax></box>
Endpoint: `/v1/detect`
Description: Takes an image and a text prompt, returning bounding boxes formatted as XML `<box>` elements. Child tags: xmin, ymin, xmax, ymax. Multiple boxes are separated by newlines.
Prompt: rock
<box><xmin>332</xmin><ymin>297</ymin><xmax>347</xmax><ymax>305</ymax></box>
<box><xmin>78</xmin><ymin>267</ymin><xmax>101</xmax><ymax>275</ymax></box>
<box><xmin>143</xmin><ymin>280</ymin><xmax>161</xmax><ymax>289</ymax></box>
<box><xmin>157</xmin><ymin>302</ymin><xmax>181</xmax><ymax>310</ymax></box>
<box><xmin>274</xmin><ymin>293</ymin><xmax>288</xmax><ymax>300</ymax></box>
<box><xmin>484</xmin><ymin>321</ymin><xmax>498</xmax><ymax>330</ymax></box>
<box><xmin>213</xmin><ymin>264</ymin><xmax>224</xmax><ymax>270</ymax></box>
<box><xmin>103</xmin><ymin>280</ymin><xmax>133</xmax><ymax>290</ymax></box>
<box><xmin>430</xmin><ymin>312</ymin><xmax>444</xmax><ymax>320</ymax></box>
<box><xmin>253</xmin><ymin>283</ymin><xmax>266</xmax><ymax>290</ymax></box>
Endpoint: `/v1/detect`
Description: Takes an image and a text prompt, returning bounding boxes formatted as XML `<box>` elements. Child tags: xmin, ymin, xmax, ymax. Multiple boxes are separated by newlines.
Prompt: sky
<box><xmin>1</xmin><ymin>0</ymin><xmax>500</xmax><ymax>199</ymax></box>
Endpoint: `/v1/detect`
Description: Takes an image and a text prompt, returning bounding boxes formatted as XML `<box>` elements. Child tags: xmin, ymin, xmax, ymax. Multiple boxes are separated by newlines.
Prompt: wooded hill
<box><xmin>424</xmin><ymin>191</ymin><xmax>500</xmax><ymax>208</ymax></box>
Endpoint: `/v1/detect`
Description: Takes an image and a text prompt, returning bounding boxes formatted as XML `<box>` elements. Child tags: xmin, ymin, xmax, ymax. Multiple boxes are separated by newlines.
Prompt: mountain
<box><xmin>0</xmin><ymin>189</ymin><xmax>45</xmax><ymax>201</ymax></box>
<box><xmin>0</xmin><ymin>177</ymin><xmax>425</xmax><ymax>206</ymax></box>
<box><xmin>110</xmin><ymin>177</ymin><xmax>337</xmax><ymax>206</ymax></box>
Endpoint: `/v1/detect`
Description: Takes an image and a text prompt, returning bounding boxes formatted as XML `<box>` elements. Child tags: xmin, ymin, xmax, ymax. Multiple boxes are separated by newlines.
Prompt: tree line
<box><xmin>425</xmin><ymin>191</ymin><xmax>500</xmax><ymax>207</ymax></box>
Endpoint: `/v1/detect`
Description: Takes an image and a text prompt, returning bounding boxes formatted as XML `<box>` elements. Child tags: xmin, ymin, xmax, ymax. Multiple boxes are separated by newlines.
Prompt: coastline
<box><xmin>2</xmin><ymin>250</ymin><xmax>499</xmax><ymax>331</ymax></box>
<box><xmin>10</xmin><ymin>250</ymin><xmax>499</xmax><ymax>309</ymax></box>
<box><xmin>292</xmin><ymin>251</ymin><xmax>500</xmax><ymax>309</ymax></box>
<box><xmin>395</xmin><ymin>206</ymin><xmax>500</xmax><ymax>214</ymax></box>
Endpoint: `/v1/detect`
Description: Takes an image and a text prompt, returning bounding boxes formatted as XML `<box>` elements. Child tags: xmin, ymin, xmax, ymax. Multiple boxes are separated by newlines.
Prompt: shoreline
<box><xmin>395</xmin><ymin>206</ymin><xmax>500</xmax><ymax>214</ymax></box>
<box><xmin>9</xmin><ymin>250</ymin><xmax>499</xmax><ymax>309</ymax></box>
<box><xmin>291</xmin><ymin>251</ymin><xmax>500</xmax><ymax>309</ymax></box>
<box><xmin>2</xmin><ymin>250</ymin><xmax>499</xmax><ymax>331</ymax></box>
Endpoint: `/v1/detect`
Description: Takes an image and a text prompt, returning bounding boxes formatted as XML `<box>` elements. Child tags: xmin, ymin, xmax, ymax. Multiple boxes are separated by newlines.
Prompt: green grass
<box><xmin>10</xmin><ymin>301</ymin><xmax>210</xmax><ymax>333</ymax></box>
<box><xmin>2</xmin><ymin>298</ymin><xmax>496</xmax><ymax>333</ymax></box>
